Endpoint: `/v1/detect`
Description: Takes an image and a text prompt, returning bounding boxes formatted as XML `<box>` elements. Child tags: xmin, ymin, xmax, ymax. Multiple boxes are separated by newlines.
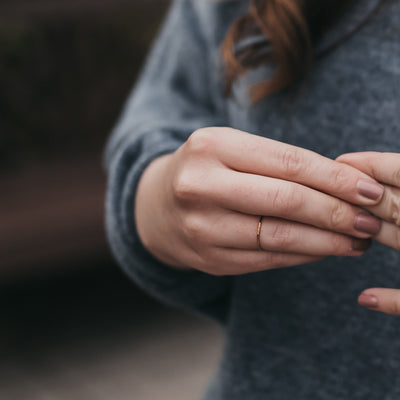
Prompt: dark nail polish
<box><xmin>357</xmin><ymin>179</ymin><xmax>384</xmax><ymax>201</ymax></box>
<box><xmin>352</xmin><ymin>238</ymin><xmax>371</xmax><ymax>252</ymax></box>
<box><xmin>354</xmin><ymin>213</ymin><xmax>381</xmax><ymax>235</ymax></box>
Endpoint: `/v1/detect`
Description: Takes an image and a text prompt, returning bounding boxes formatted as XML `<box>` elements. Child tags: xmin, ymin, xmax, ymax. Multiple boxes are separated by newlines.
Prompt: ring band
<box><xmin>257</xmin><ymin>216</ymin><xmax>263</xmax><ymax>251</ymax></box>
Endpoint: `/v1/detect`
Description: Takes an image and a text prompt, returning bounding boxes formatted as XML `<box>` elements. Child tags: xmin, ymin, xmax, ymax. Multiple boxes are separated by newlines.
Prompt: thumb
<box><xmin>337</xmin><ymin>151</ymin><xmax>400</xmax><ymax>188</ymax></box>
<box><xmin>358</xmin><ymin>288</ymin><xmax>400</xmax><ymax>316</ymax></box>
<box><xmin>336</xmin><ymin>152</ymin><xmax>379</xmax><ymax>177</ymax></box>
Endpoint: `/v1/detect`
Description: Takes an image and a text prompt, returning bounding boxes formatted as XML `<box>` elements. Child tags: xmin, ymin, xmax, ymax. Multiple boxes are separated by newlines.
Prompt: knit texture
<box><xmin>105</xmin><ymin>0</ymin><xmax>400</xmax><ymax>398</ymax></box>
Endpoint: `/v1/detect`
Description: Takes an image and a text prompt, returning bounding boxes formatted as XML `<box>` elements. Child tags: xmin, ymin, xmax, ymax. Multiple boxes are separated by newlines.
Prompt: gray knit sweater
<box><xmin>105</xmin><ymin>0</ymin><xmax>400</xmax><ymax>398</ymax></box>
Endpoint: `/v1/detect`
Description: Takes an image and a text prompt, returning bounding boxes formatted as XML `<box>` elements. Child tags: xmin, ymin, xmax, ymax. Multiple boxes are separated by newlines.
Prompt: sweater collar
<box><xmin>315</xmin><ymin>0</ymin><xmax>383</xmax><ymax>54</ymax></box>
<box><xmin>234</xmin><ymin>0</ymin><xmax>384</xmax><ymax>56</ymax></box>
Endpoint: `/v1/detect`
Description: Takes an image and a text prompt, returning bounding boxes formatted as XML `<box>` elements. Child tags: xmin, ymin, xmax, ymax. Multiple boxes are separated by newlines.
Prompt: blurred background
<box><xmin>0</xmin><ymin>1</ymin><xmax>223</xmax><ymax>399</ymax></box>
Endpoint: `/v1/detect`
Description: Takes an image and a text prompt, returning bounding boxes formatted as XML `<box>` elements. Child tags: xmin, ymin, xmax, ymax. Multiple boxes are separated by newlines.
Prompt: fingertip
<box><xmin>358</xmin><ymin>292</ymin><xmax>379</xmax><ymax>309</ymax></box>
<box><xmin>336</xmin><ymin>151</ymin><xmax>378</xmax><ymax>162</ymax></box>
<box><xmin>357</xmin><ymin>179</ymin><xmax>384</xmax><ymax>203</ymax></box>
<box><xmin>359</xmin><ymin>288</ymin><xmax>400</xmax><ymax>316</ymax></box>
<box><xmin>335</xmin><ymin>153</ymin><xmax>353</xmax><ymax>162</ymax></box>
<box><xmin>335</xmin><ymin>156</ymin><xmax>384</xmax><ymax>205</ymax></box>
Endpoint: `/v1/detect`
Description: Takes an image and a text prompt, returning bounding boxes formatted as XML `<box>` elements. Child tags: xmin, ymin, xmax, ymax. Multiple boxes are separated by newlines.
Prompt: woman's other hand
<box><xmin>135</xmin><ymin>128</ymin><xmax>384</xmax><ymax>276</ymax></box>
<box><xmin>358</xmin><ymin>289</ymin><xmax>400</xmax><ymax>316</ymax></box>
<box><xmin>337</xmin><ymin>151</ymin><xmax>400</xmax><ymax>315</ymax></box>
<box><xmin>337</xmin><ymin>152</ymin><xmax>400</xmax><ymax>251</ymax></box>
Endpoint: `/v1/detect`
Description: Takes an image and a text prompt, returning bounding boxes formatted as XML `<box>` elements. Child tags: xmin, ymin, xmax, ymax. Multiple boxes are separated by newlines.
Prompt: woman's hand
<box><xmin>337</xmin><ymin>151</ymin><xmax>400</xmax><ymax>315</ymax></box>
<box><xmin>135</xmin><ymin>128</ymin><xmax>383</xmax><ymax>276</ymax></box>
<box><xmin>337</xmin><ymin>152</ymin><xmax>400</xmax><ymax>251</ymax></box>
<box><xmin>358</xmin><ymin>289</ymin><xmax>400</xmax><ymax>316</ymax></box>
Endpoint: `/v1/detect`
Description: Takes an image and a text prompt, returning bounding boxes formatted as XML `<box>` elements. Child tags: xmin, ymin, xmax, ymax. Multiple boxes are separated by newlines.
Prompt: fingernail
<box><xmin>357</xmin><ymin>179</ymin><xmax>384</xmax><ymax>201</ymax></box>
<box><xmin>354</xmin><ymin>213</ymin><xmax>381</xmax><ymax>235</ymax></box>
<box><xmin>358</xmin><ymin>293</ymin><xmax>378</xmax><ymax>308</ymax></box>
<box><xmin>352</xmin><ymin>238</ymin><xmax>371</xmax><ymax>252</ymax></box>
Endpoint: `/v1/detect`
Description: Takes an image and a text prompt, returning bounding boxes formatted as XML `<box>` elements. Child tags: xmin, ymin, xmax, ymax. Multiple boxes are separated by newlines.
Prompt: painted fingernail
<box><xmin>352</xmin><ymin>238</ymin><xmax>371</xmax><ymax>252</ymax></box>
<box><xmin>354</xmin><ymin>213</ymin><xmax>381</xmax><ymax>235</ymax></box>
<box><xmin>358</xmin><ymin>293</ymin><xmax>378</xmax><ymax>308</ymax></box>
<box><xmin>357</xmin><ymin>179</ymin><xmax>384</xmax><ymax>201</ymax></box>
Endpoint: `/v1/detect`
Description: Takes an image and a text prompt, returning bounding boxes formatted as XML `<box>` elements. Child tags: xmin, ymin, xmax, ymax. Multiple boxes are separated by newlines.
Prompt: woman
<box><xmin>105</xmin><ymin>0</ymin><xmax>400</xmax><ymax>398</ymax></box>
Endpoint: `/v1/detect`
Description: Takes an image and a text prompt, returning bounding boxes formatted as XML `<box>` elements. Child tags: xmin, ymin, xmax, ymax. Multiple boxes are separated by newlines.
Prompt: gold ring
<box><xmin>257</xmin><ymin>216</ymin><xmax>263</xmax><ymax>251</ymax></box>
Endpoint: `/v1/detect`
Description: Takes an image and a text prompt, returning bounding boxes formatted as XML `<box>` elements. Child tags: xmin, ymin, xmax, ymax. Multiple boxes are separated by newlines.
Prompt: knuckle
<box><xmin>280</xmin><ymin>147</ymin><xmax>304</xmax><ymax>178</ymax></box>
<box><xmin>185</xmin><ymin>128</ymin><xmax>215</xmax><ymax>156</ymax></box>
<box><xmin>329</xmin><ymin>201</ymin><xmax>347</xmax><ymax>229</ymax></box>
<box><xmin>172</xmin><ymin>169</ymin><xmax>197</xmax><ymax>201</ymax></box>
<box><xmin>270</xmin><ymin>221</ymin><xmax>294</xmax><ymax>249</ymax></box>
<box><xmin>182</xmin><ymin>215</ymin><xmax>204</xmax><ymax>242</ymax></box>
<box><xmin>331</xmin><ymin>167</ymin><xmax>349</xmax><ymax>188</ymax></box>
<box><xmin>272</xmin><ymin>185</ymin><xmax>303</xmax><ymax>215</ymax></box>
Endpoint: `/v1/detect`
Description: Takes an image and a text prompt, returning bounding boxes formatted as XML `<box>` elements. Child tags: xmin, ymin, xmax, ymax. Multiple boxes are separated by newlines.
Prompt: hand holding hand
<box><xmin>337</xmin><ymin>151</ymin><xmax>400</xmax><ymax>315</ymax></box>
<box><xmin>135</xmin><ymin>128</ymin><xmax>384</xmax><ymax>276</ymax></box>
<box><xmin>337</xmin><ymin>152</ymin><xmax>400</xmax><ymax>251</ymax></box>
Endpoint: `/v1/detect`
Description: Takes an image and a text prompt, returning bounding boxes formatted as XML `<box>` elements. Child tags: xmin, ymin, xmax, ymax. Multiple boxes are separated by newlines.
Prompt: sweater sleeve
<box><xmin>104</xmin><ymin>0</ymin><xmax>231</xmax><ymax>323</ymax></box>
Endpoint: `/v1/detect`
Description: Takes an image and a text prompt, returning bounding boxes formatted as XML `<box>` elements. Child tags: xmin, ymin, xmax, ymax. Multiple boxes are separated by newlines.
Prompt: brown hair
<box><xmin>222</xmin><ymin>0</ymin><xmax>382</xmax><ymax>103</ymax></box>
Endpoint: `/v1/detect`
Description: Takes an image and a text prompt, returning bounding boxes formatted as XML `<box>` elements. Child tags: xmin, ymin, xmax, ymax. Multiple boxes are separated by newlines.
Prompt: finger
<box><xmin>372</xmin><ymin>220</ymin><xmax>400</xmax><ymax>251</ymax></box>
<box><xmin>208</xmin><ymin>212</ymin><xmax>371</xmax><ymax>256</ymax></box>
<box><xmin>211</xmin><ymin>171</ymin><xmax>381</xmax><ymax>239</ymax></box>
<box><xmin>364</xmin><ymin>184</ymin><xmax>400</xmax><ymax>227</ymax></box>
<box><xmin>215</xmin><ymin>129</ymin><xmax>384</xmax><ymax>205</ymax></box>
<box><xmin>358</xmin><ymin>288</ymin><xmax>400</xmax><ymax>316</ymax></box>
<box><xmin>337</xmin><ymin>152</ymin><xmax>400</xmax><ymax>187</ymax></box>
<box><xmin>205</xmin><ymin>247</ymin><xmax>322</xmax><ymax>275</ymax></box>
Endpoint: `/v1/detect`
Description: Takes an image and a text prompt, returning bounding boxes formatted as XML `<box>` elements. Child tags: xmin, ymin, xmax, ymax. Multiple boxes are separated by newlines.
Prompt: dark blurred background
<box><xmin>0</xmin><ymin>1</ymin><xmax>222</xmax><ymax>399</ymax></box>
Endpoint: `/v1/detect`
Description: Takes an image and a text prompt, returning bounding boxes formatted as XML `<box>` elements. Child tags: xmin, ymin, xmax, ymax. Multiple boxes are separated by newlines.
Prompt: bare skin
<box><xmin>135</xmin><ymin>127</ymin><xmax>385</xmax><ymax>276</ymax></box>
<box><xmin>337</xmin><ymin>152</ymin><xmax>400</xmax><ymax>315</ymax></box>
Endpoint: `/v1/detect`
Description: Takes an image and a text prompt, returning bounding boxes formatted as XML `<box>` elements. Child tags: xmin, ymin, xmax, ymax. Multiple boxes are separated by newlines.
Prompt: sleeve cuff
<box><xmin>105</xmin><ymin>135</ymin><xmax>230</xmax><ymax>321</ymax></box>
